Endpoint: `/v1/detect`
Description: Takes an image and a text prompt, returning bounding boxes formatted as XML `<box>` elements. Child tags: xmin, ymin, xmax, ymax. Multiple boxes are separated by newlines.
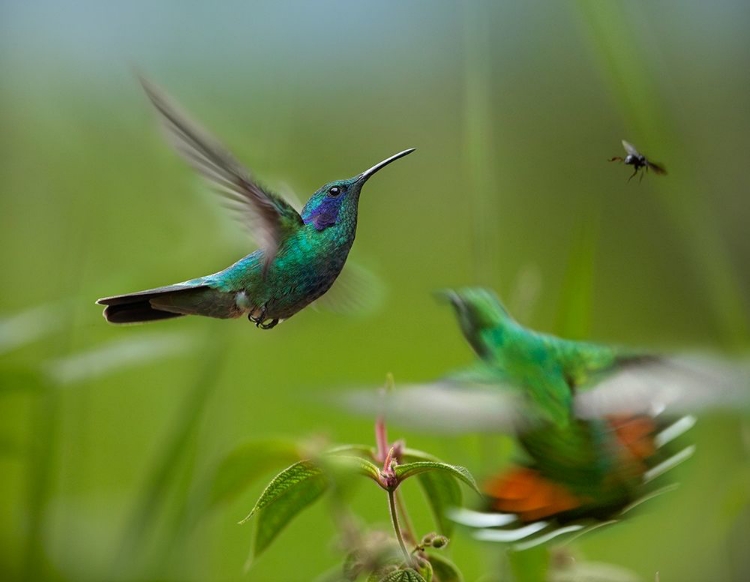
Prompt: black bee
<box><xmin>609</xmin><ymin>140</ymin><xmax>667</xmax><ymax>182</ymax></box>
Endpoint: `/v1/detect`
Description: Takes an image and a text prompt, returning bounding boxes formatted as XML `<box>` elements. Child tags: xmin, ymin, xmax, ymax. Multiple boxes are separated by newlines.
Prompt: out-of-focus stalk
<box><xmin>574</xmin><ymin>0</ymin><xmax>749</xmax><ymax>347</ymax></box>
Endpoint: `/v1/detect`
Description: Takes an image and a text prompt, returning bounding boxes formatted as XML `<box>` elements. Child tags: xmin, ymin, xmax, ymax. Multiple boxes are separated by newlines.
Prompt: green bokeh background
<box><xmin>1</xmin><ymin>1</ymin><xmax>749</xmax><ymax>580</ymax></box>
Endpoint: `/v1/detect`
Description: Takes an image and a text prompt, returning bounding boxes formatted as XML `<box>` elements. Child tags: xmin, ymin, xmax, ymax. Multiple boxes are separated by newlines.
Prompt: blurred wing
<box><xmin>621</xmin><ymin>140</ymin><xmax>639</xmax><ymax>156</ymax></box>
<box><xmin>341</xmin><ymin>367</ymin><xmax>538</xmax><ymax>434</ymax></box>
<box><xmin>574</xmin><ymin>355</ymin><xmax>750</xmax><ymax>419</ymax></box>
<box><xmin>139</xmin><ymin>76</ymin><xmax>302</xmax><ymax>271</ymax></box>
<box><xmin>276</xmin><ymin>181</ymin><xmax>304</xmax><ymax>213</ymax></box>
<box><xmin>647</xmin><ymin>160</ymin><xmax>667</xmax><ymax>175</ymax></box>
<box><xmin>314</xmin><ymin>261</ymin><xmax>385</xmax><ymax>316</ymax></box>
<box><xmin>508</xmin><ymin>264</ymin><xmax>542</xmax><ymax>325</ymax></box>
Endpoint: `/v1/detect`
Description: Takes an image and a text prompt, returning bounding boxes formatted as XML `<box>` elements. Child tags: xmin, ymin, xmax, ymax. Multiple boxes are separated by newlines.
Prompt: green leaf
<box><xmin>207</xmin><ymin>439</ymin><xmax>302</xmax><ymax>509</ymax></box>
<box><xmin>323</xmin><ymin>453</ymin><xmax>381</xmax><ymax>483</ymax></box>
<box><xmin>241</xmin><ymin>461</ymin><xmax>329</xmax><ymax>560</ymax></box>
<box><xmin>379</xmin><ymin>568</ymin><xmax>428</xmax><ymax>582</ymax></box>
<box><xmin>403</xmin><ymin>450</ymin><xmax>463</xmax><ymax>537</ymax></box>
<box><xmin>393</xmin><ymin>462</ymin><xmax>479</xmax><ymax>494</ymax></box>
<box><xmin>416</xmin><ymin>557</ymin><xmax>433</xmax><ymax>582</ymax></box>
<box><xmin>415</xmin><ymin>471</ymin><xmax>461</xmax><ymax>537</ymax></box>
<box><xmin>367</xmin><ymin>566</ymin><xmax>398</xmax><ymax>582</ymax></box>
<box><xmin>401</xmin><ymin>448</ymin><xmax>441</xmax><ymax>462</ymax></box>
<box><xmin>428</xmin><ymin>554</ymin><xmax>464</xmax><ymax>582</ymax></box>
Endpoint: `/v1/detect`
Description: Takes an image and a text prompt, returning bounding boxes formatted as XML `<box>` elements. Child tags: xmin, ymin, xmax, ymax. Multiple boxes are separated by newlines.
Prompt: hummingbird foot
<box><xmin>258</xmin><ymin>318</ymin><xmax>279</xmax><ymax>330</ymax></box>
<box><xmin>247</xmin><ymin>306</ymin><xmax>279</xmax><ymax>330</ymax></box>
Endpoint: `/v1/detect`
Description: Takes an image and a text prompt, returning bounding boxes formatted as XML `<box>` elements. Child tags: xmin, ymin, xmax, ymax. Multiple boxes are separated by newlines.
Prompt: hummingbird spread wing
<box><xmin>574</xmin><ymin>354</ymin><xmax>750</xmax><ymax>419</ymax></box>
<box><xmin>138</xmin><ymin>76</ymin><xmax>302</xmax><ymax>273</ymax></box>
<box><xmin>340</xmin><ymin>364</ymin><xmax>541</xmax><ymax>434</ymax></box>
<box><xmin>341</xmin><ymin>355</ymin><xmax>749</xmax><ymax>435</ymax></box>
<box><xmin>313</xmin><ymin>261</ymin><xmax>385</xmax><ymax>316</ymax></box>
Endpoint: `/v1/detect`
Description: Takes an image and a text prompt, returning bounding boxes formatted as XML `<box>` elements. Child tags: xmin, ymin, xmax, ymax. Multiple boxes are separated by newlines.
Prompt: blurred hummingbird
<box><xmin>97</xmin><ymin>77</ymin><xmax>414</xmax><ymax>328</ymax></box>
<box><xmin>346</xmin><ymin>288</ymin><xmax>746</xmax><ymax>542</ymax></box>
<box><xmin>609</xmin><ymin>139</ymin><xmax>667</xmax><ymax>182</ymax></box>
<box><xmin>438</xmin><ymin>288</ymin><xmax>695</xmax><ymax>537</ymax></box>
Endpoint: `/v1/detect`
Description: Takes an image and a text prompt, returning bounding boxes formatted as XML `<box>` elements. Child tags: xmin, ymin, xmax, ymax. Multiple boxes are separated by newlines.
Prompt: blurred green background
<box><xmin>1</xmin><ymin>1</ymin><xmax>749</xmax><ymax>580</ymax></box>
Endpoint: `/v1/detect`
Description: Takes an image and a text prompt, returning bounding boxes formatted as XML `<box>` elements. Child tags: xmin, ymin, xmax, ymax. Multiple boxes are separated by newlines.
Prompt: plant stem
<box><xmin>388</xmin><ymin>489</ymin><xmax>412</xmax><ymax>566</ymax></box>
<box><xmin>395</xmin><ymin>490</ymin><xmax>417</xmax><ymax>545</ymax></box>
<box><xmin>375</xmin><ymin>415</ymin><xmax>388</xmax><ymax>463</ymax></box>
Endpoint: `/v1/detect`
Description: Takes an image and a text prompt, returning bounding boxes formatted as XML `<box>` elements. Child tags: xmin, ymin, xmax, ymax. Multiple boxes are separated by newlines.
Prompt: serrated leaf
<box><xmin>428</xmin><ymin>554</ymin><xmax>464</xmax><ymax>582</ymax></box>
<box><xmin>207</xmin><ymin>439</ymin><xmax>302</xmax><ymax>509</ymax></box>
<box><xmin>402</xmin><ymin>448</ymin><xmax>441</xmax><ymax>463</ymax></box>
<box><xmin>379</xmin><ymin>568</ymin><xmax>428</xmax><ymax>582</ymax></box>
<box><xmin>325</xmin><ymin>454</ymin><xmax>381</xmax><ymax>482</ymax></box>
<box><xmin>241</xmin><ymin>461</ymin><xmax>329</xmax><ymax>560</ymax></box>
<box><xmin>368</xmin><ymin>568</ymin><xmax>398</xmax><ymax>582</ymax></box>
<box><xmin>393</xmin><ymin>462</ymin><xmax>479</xmax><ymax>494</ymax></box>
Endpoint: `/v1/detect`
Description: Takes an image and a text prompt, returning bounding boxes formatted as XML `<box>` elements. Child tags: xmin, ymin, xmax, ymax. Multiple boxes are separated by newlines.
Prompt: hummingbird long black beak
<box><xmin>357</xmin><ymin>148</ymin><xmax>415</xmax><ymax>183</ymax></box>
<box><xmin>433</xmin><ymin>289</ymin><xmax>460</xmax><ymax>305</ymax></box>
<box><xmin>433</xmin><ymin>289</ymin><xmax>469</xmax><ymax>319</ymax></box>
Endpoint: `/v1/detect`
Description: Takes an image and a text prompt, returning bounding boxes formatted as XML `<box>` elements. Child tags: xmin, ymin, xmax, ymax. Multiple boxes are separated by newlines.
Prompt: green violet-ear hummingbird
<box><xmin>97</xmin><ymin>77</ymin><xmax>414</xmax><ymax>328</ymax></box>
<box><xmin>438</xmin><ymin>288</ymin><xmax>698</xmax><ymax>538</ymax></box>
<box><xmin>345</xmin><ymin>288</ymin><xmax>747</xmax><ymax>542</ymax></box>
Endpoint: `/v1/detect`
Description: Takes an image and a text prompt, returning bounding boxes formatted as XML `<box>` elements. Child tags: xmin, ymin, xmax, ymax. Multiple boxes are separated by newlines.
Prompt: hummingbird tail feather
<box><xmin>97</xmin><ymin>285</ymin><xmax>201</xmax><ymax>324</ymax></box>
<box><xmin>102</xmin><ymin>300</ymin><xmax>187</xmax><ymax>324</ymax></box>
<box><xmin>98</xmin><ymin>283</ymin><xmax>242</xmax><ymax>323</ymax></box>
<box><xmin>452</xmin><ymin>412</ymin><xmax>696</xmax><ymax>545</ymax></box>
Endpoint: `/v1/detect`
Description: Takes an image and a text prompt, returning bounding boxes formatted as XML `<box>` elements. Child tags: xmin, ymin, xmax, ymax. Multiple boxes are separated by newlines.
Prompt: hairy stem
<box><xmin>375</xmin><ymin>415</ymin><xmax>388</xmax><ymax>463</ymax></box>
<box><xmin>395</xmin><ymin>489</ymin><xmax>417</xmax><ymax>545</ymax></box>
<box><xmin>388</xmin><ymin>489</ymin><xmax>411</xmax><ymax>566</ymax></box>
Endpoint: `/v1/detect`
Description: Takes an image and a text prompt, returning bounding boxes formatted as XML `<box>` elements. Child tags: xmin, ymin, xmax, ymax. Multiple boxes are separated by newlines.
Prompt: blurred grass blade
<box><xmin>574</xmin><ymin>1</ymin><xmax>749</xmax><ymax>346</ymax></box>
<box><xmin>556</xmin><ymin>206</ymin><xmax>600</xmax><ymax>339</ymax></box>
<box><xmin>21</xmin><ymin>375</ymin><xmax>57</xmax><ymax>582</ymax></box>
<box><xmin>44</xmin><ymin>332</ymin><xmax>195</xmax><ymax>386</ymax></box>
<box><xmin>0</xmin><ymin>303</ymin><xmax>67</xmax><ymax>355</ymax></box>
<box><xmin>0</xmin><ymin>368</ymin><xmax>47</xmax><ymax>395</ymax></box>
<box><xmin>462</xmin><ymin>0</ymin><xmax>497</xmax><ymax>285</ymax></box>
<box><xmin>112</xmin><ymin>331</ymin><xmax>225</xmax><ymax>578</ymax></box>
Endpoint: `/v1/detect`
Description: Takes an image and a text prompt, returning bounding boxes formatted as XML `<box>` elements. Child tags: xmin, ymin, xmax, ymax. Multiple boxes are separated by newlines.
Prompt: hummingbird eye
<box><xmin>328</xmin><ymin>186</ymin><xmax>342</xmax><ymax>197</ymax></box>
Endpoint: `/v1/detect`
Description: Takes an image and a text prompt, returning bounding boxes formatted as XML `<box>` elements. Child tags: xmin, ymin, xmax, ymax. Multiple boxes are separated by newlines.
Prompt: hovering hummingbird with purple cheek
<box><xmin>97</xmin><ymin>77</ymin><xmax>414</xmax><ymax>329</ymax></box>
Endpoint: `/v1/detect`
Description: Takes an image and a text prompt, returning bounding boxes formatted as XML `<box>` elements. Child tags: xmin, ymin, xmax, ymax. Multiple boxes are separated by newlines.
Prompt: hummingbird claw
<box><xmin>258</xmin><ymin>319</ymin><xmax>279</xmax><ymax>330</ymax></box>
<box><xmin>247</xmin><ymin>305</ymin><xmax>278</xmax><ymax>329</ymax></box>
